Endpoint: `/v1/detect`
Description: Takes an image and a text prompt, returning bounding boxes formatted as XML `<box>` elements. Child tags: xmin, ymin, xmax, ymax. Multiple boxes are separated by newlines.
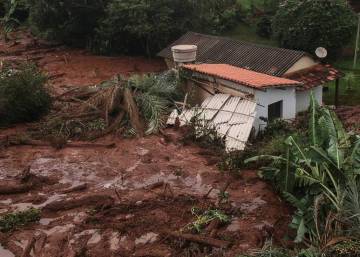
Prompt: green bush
<box><xmin>273</xmin><ymin>0</ymin><xmax>356</xmax><ymax>58</ymax></box>
<box><xmin>28</xmin><ymin>0</ymin><xmax>240</xmax><ymax>55</ymax></box>
<box><xmin>0</xmin><ymin>63</ymin><xmax>51</xmax><ymax>126</ymax></box>
<box><xmin>28</xmin><ymin>0</ymin><xmax>107</xmax><ymax>47</ymax></box>
<box><xmin>0</xmin><ymin>208</ymin><xmax>41</xmax><ymax>232</ymax></box>
<box><xmin>92</xmin><ymin>0</ymin><xmax>240</xmax><ymax>56</ymax></box>
<box><xmin>256</xmin><ymin>16</ymin><xmax>273</xmax><ymax>38</ymax></box>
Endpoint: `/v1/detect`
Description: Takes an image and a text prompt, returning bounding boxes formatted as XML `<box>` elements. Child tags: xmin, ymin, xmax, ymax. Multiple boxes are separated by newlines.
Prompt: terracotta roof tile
<box><xmin>183</xmin><ymin>63</ymin><xmax>301</xmax><ymax>89</ymax></box>
<box><xmin>285</xmin><ymin>64</ymin><xmax>344</xmax><ymax>91</ymax></box>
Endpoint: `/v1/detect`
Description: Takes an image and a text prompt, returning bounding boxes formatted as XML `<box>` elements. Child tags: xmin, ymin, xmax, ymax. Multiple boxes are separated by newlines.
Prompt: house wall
<box><xmin>183</xmin><ymin>73</ymin><xmax>297</xmax><ymax>132</ymax></box>
<box><xmin>296</xmin><ymin>86</ymin><xmax>323</xmax><ymax>113</ymax></box>
<box><xmin>254</xmin><ymin>87</ymin><xmax>297</xmax><ymax>131</ymax></box>
<box><xmin>285</xmin><ymin>56</ymin><xmax>318</xmax><ymax>74</ymax></box>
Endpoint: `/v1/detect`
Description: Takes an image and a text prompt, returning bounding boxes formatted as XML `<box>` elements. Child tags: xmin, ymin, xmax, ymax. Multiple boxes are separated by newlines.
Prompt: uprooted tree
<box><xmin>25</xmin><ymin>70</ymin><xmax>181</xmax><ymax>144</ymax></box>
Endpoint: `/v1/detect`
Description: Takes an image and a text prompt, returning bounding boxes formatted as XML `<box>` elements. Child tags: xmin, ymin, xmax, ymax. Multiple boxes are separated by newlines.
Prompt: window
<box><xmin>268</xmin><ymin>100</ymin><xmax>283</xmax><ymax>122</ymax></box>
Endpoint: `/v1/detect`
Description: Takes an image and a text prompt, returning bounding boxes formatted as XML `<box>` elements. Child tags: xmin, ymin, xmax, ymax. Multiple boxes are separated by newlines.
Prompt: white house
<box><xmin>181</xmin><ymin>63</ymin><xmax>303</xmax><ymax>131</ymax></box>
<box><xmin>159</xmin><ymin>32</ymin><xmax>343</xmax><ymax>131</ymax></box>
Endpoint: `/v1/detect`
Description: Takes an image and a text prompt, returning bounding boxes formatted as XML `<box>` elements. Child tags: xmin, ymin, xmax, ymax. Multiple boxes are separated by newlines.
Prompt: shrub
<box><xmin>0</xmin><ymin>62</ymin><xmax>51</xmax><ymax>126</ymax></box>
<box><xmin>0</xmin><ymin>208</ymin><xmax>41</xmax><ymax>232</ymax></box>
<box><xmin>28</xmin><ymin>0</ymin><xmax>107</xmax><ymax>47</ymax></box>
<box><xmin>273</xmin><ymin>0</ymin><xmax>356</xmax><ymax>58</ymax></box>
<box><xmin>256</xmin><ymin>16</ymin><xmax>273</xmax><ymax>38</ymax></box>
<box><xmin>92</xmin><ymin>0</ymin><xmax>240</xmax><ymax>55</ymax></box>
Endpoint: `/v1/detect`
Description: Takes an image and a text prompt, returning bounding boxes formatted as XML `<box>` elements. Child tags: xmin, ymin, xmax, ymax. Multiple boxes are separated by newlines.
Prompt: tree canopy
<box><xmin>26</xmin><ymin>0</ymin><xmax>240</xmax><ymax>56</ymax></box>
<box><xmin>273</xmin><ymin>0</ymin><xmax>356</xmax><ymax>58</ymax></box>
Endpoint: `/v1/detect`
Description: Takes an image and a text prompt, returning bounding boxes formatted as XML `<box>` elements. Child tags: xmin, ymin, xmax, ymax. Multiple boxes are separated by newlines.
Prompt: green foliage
<box><xmin>28</xmin><ymin>0</ymin><xmax>107</xmax><ymax>47</ymax></box>
<box><xmin>0</xmin><ymin>62</ymin><xmax>51</xmax><ymax>126</ymax></box>
<box><xmin>1</xmin><ymin>0</ymin><xmax>24</xmax><ymax>41</ymax></box>
<box><xmin>273</xmin><ymin>0</ymin><xmax>356</xmax><ymax>58</ymax></box>
<box><xmin>183</xmin><ymin>111</ymin><xmax>226</xmax><ymax>152</ymax></box>
<box><xmin>323</xmin><ymin>240</ymin><xmax>360</xmax><ymax>257</ymax></box>
<box><xmin>28</xmin><ymin>0</ymin><xmax>240</xmax><ymax>55</ymax></box>
<box><xmin>237</xmin><ymin>239</ymin><xmax>293</xmax><ymax>257</ymax></box>
<box><xmin>93</xmin><ymin>0</ymin><xmax>240</xmax><ymax>55</ymax></box>
<box><xmin>186</xmin><ymin>207</ymin><xmax>230</xmax><ymax>233</ymax></box>
<box><xmin>246</xmin><ymin>93</ymin><xmax>360</xmax><ymax>248</ymax></box>
<box><xmin>256</xmin><ymin>16</ymin><xmax>273</xmax><ymax>38</ymax></box>
<box><xmin>0</xmin><ymin>208</ymin><xmax>41</xmax><ymax>232</ymax></box>
<box><xmin>127</xmin><ymin>70</ymin><xmax>180</xmax><ymax>135</ymax></box>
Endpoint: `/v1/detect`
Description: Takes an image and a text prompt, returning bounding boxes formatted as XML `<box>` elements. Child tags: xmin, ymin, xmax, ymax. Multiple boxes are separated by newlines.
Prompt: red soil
<box><xmin>0</xmin><ymin>30</ymin><xmax>292</xmax><ymax>257</ymax></box>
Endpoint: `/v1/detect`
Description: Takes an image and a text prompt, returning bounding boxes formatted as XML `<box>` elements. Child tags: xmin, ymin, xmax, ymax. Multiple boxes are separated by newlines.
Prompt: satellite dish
<box><xmin>315</xmin><ymin>47</ymin><xmax>328</xmax><ymax>59</ymax></box>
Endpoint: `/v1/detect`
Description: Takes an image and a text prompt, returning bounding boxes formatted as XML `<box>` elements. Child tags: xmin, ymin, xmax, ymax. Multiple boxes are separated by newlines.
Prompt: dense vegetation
<box><xmin>245</xmin><ymin>94</ymin><xmax>360</xmax><ymax>256</ymax></box>
<box><xmin>0</xmin><ymin>63</ymin><xmax>51</xmax><ymax>126</ymax></box>
<box><xmin>24</xmin><ymin>0</ymin><xmax>240</xmax><ymax>55</ymax></box>
<box><xmin>273</xmin><ymin>0</ymin><xmax>356</xmax><ymax>58</ymax></box>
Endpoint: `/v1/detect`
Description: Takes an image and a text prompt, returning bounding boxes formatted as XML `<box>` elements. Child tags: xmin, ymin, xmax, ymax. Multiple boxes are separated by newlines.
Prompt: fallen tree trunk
<box><xmin>164</xmin><ymin>230</ymin><xmax>230</xmax><ymax>249</ymax></box>
<box><xmin>61</xmin><ymin>183</ymin><xmax>87</xmax><ymax>194</ymax></box>
<box><xmin>43</xmin><ymin>194</ymin><xmax>114</xmax><ymax>211</ymax></box>
<box><xmin>0</xmin><ymin>182</ymin><xmax>35</xmax><ymax>194</ymax></box>
<box><xmin>124</xmin><ymin>87</ymin><xmax>144</xmax><ymax>137</ymax></box>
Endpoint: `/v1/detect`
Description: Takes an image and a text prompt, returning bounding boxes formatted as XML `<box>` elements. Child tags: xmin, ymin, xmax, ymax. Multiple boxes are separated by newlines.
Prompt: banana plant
<box><xmin>245</xmin><ymin>92</ymin><xmax>360</xmax><ymax>245</ymax></box>
<box><xmin>1</xmin><ymin>0</ymin><xmax>20</xmax><ymax>41</ymax></box>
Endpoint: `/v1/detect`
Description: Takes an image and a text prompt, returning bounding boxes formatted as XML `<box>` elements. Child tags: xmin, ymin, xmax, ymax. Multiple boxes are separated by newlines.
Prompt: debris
<box><xmin>124</xmin><ymin>87</ymin><xmax>144</xmax><ymax>137</ymax></box>
<box><xmin>168</xmin><ymin>94</ymin><xmax>257</xmax><ymax>152</ymax></box>
<box><xmin>43</xmin><ymin>194</ymin><xmax>114</xmax><ymax>211</ymax></box>
<box><xmin>164</xmin><ymin>230</ymin><xmax>230</xmax><ymax>249</ymax></box>
<box><xmin>21</xmin><ymin>236</ymin><xmax>36</xmax><ymax>257</ymax></box>
<box><xmin>61</xmin><ymin>183</ymin><xmax>88</xmax><ymax>194</ymax></box>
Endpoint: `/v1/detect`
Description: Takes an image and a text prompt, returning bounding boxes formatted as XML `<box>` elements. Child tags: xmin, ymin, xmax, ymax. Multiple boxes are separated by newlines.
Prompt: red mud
<box><xmin>0</xmin><ymin>131</ymin><xmax>292</xmax><ymax>257</ymax></box>
<box><xmin>0</xmin><ymin>31</ymin><xmax>292</xmax><ymax>257</ymax></box>
<box><xmin>335</xmin><ymin>106</ymin><xmax>360</xmax><ymax>133</ymax></box>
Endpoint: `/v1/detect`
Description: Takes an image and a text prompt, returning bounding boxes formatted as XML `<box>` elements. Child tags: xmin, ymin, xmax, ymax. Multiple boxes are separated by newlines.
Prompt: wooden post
<box><xmin>335</xmin><ymin>78</ymin><xmax>340</xmax><ymax>107</ymax></box>
<box><xmin>354</xmin><ymin>13</ymin><xmax>360</xmax><ymax>69</ymax></box>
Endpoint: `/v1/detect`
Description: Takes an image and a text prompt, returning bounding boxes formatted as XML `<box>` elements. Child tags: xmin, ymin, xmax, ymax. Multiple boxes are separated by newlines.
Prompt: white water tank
<box><xmin>171</xmin><ymin>45</ymin><xmax>197</xmax><ymax>64</ymax></box>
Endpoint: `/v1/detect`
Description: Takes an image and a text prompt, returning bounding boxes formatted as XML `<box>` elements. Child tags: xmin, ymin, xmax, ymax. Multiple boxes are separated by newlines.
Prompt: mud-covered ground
<box><xmin>0</xmin><ymin>131</ymin><xmax>292</xmax><ymax>257</ymax></box>
<box><xmin>0</xmin><ymin>30</ymin><xmax>295</xmax><ymax>257</ymax></box>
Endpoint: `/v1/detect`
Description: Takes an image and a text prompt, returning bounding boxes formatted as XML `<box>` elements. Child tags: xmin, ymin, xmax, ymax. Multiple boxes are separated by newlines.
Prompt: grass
<box><xmin>0</xmin><ymin>208</ymin><xmax>41</xmax><ymax>232</ymax></box>
<box><xmin>323</xmin><ymin>57</ymin><xmax>360</xmax><ymax>106</ymax></box>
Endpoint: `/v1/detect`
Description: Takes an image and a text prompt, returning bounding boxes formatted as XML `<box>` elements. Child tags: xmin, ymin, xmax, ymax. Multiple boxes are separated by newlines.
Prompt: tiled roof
<box><xmin>183</xmin><ymin>63</ymin><xmax>302</xmax><ymax>89</ymax></box>
<box><xmin>158</xmin><ymin>32</ymin><xmax>308</xmax><ymax>76</ymax></box>
<box><xmin>285</xmin><ymin>64</ymin><xmax>344</xmax><ymax>91</ymax></box>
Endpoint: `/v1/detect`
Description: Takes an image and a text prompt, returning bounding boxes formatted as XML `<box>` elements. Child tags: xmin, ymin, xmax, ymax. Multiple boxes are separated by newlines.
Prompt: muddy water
<box><xmin>0</xmin><ymin>244</ymin><xmax>15</xmax><ymax>257</ymax></box>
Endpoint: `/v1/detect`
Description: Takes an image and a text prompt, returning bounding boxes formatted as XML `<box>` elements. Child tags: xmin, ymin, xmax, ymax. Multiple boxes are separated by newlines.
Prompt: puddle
<box><xmin>240</xmin><ymin>197</ymin><xmax>267</xmax><ymax>213</ymax></box>
<box><xmin>135</xmin><ymin>232</ymin><xmax>158</xmax><ymax>245</ymax></box>
<box><xmin>226</xmin><ymin>218</ymin><xmax>241</xmax><ymax>232</ymax></box>
<box><xmin>109</xmin><ymin>232</ymin><xmax>120</xmax><ymax>251</ymax></box>
<box><xmin>39</xmin><ymin>218</ymin><xmax>56</xmax><ymax>225</ymax></box>
<box><xmin>12</xmin><ymin>193</ymin><xmax>66</xmax><ymax>211</ymax></box>
<box><xmin>0</xmin><ymin>199</ymin><xmax>12</xmax><ymax>205</ymax></box>
<box><xmin>43</xmin><ymin>224</ymin><xmax>74</xmax><ymax>236</ymax></box>
<box><xmin>0</xmin><ymin>244</ymin><xmax>15</xmax><ymax>257</ymax></box>
<box><xmin>87</xmin><ymin>231</ymin><xmax>102</xmax><ymax>245</ymax></box>
<box><xmin>101</xmin><ymin>172</ymin><xmax>218</xmax><ymax>198</ymax></box>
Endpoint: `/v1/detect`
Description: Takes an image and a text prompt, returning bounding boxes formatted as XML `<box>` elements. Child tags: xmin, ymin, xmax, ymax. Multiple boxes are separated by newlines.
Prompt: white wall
<box><xmin>254</xmin><ymin>87</ymin><xmax>297</xmax><ymax>131</ymax></box>
<box><xmin>296</xmin><ymin>86</ymin><xmax>323</xmax><ymax>113</ymax></box>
